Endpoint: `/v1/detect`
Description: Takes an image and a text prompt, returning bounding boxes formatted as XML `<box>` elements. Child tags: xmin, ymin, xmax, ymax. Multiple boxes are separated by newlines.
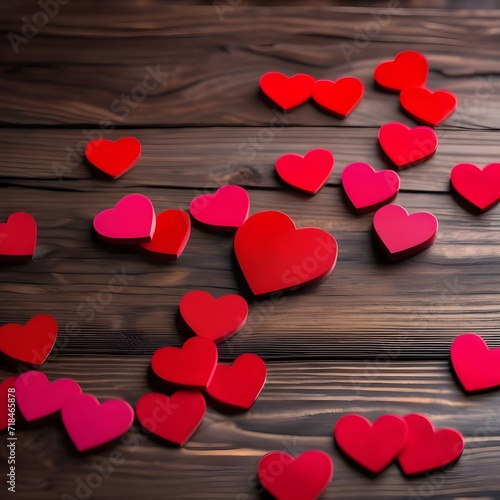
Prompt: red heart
<box><xmin>400</xmin><ymin>87</ymin><xmax>457</xmax><ymax>127</ymax></box>
<box><xmin>450</xmin><ymin>163</ymin><xmax>500</xmax><ymax>211</ymax></box>
<box><xmin>179</xmin><ymin>290</ymin><xmax>248</xmax><ymax>344</ymax></box>
<box><xmin>85</xmin><ymin>137</ymin><xmax>141</xmax><ymax>179</ymax></box>
<box><xmin>334</xmin><ymin>414</ymin><xmax>408</xmax><ymax>474</ymax></box>
<box><xmin>136</xmin><ymin>391</ymin><xmax>205</xmax><ymax>446</ymax></box>
<box><xmin>1</xmin><ymin>376</ymin><xmax>17</xmax><ymax>431</ymax></box>
<box><xmin>341</xmin><ymin>162</ymin><xmax>400</xmax><ymax>214</ymax></box>
<box><xmin>373</xmin><ymin>205</ymin><xmax>438</xmax><ymax>261</ymax></box>
<box><xmin>0</xmin><ymin>212</ymin><xmax>37</xmax><ymax>262</ymax></box>
<box><xmin>151</xmin><ymin>337</ymin><xmax>218</xmax><ymax>389</ymax></box>
<box><xmin>258</xmin><ymin>450</ymin><xmax>333</xmax><ymax>500</ymax></box>
<box><xmin>260</xmin><ymin>72</ymin><xmax>315</xmax><ymax>112</ymax></box>
<box><xmin>275</xmin><ymin>149</ymin><xmax>334</xmax><ymax>194</ymax></box>
<box><xmin>0</xmin><ymin>314</ymin><xmax>58</xmax><ymax>366</ymax></box>
<box><xmin>312</xmin><ymin>77</ymin><xmax>364</xmax><ymax>118</ymax></box>
<box><xmin>234</xmin><ymin>211</ymin><xmax>338</xmax><ymax>296</ymax></box>
<box><xmin>398</xmin><ymin>413</ymin><xmax>464</xmax><ymax>475</ymax></box>
<box><xmin>450</xmin><ymin>333</ymin><xmax>500</xmax><ymax>392</ymax></box>
<box><xmin>206</xmin><ymin>353</ymin><xmax>266</xmax><ymax>410</ymax></box>
<box><xmin>138</xmin><ymin>209</ymin><xmax>191</xmax><ymax>259</ymax></box>
<box><xmin>378</xmin><ymin>122</ymin><xmax>438</xmax><ymax>169</ymax></box>
<box><xmin>374</xmin><ymin>51</ymin><xmax>428</xmax><ymax>92</ymax></box>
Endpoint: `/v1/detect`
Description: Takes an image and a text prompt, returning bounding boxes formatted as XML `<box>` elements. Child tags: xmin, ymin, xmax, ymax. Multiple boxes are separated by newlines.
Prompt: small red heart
<box><xmin>450</xmin><ymin>163</ymin><xmax>500</xmax><ymax>211</ymax></box>
<box><xmin>334</xmin><ymin>414</ymin><xmax>408</xmax><ymax>474</ymax></box>
<box><xmin>400</xmin><ymin>87</ymin><xmax>457</xmax><ymax>127</ymax></box>
<box><xmin>374</xmin><ymin>51</ymin><xmax>428</xmax><ymax>92</ymax></box>
<box><xmin>151</xmin><ymin>337</ymin><xmax>218</xmax><ymax>389</ymax></box>
<box><xmin>138</xmin><ymin>209</ymin><xmax>190</xmax><ymax>259</ymax></box>
<box><xmin>179</xmin><ymin>290</ymin><xmax>248</xmax><ymax>344</ymax></box>
<box><xmin>378</xmin><ymin>122</ymin><xmax>438</xmax><ymax>169</ymax></box>
<box><xmin>234</xmin><ymin>211</ymin><xmax>338</xmax><ymax>296</ymax></box>
<box><xmin>275</xmin><ymin>149</ymin><xmax>334</xmax><ymax>194</ymax></box>
<box><xmin>1</xmin><ymin>376</ymin><xmax>17</xmax><ymax>431</ymax></box>
<box><xmin>0</xmin><ymin>212</ymin><xmax>37</xmax><ymax>262</ymax></box>
<box><xmin>341</xmin><ymin>162</ymin><xmax>400</xmax><ymax>214</ymax></box>
<box><xmin>0</xmin><ymin>314</ymin><xmax>58</xmax><ymax>366</ymax></box>
<box><xmin>258</xmin><ymin>450</ymin><xmax>333</xmax><ymax>500</ymax></box>
<box><xmin>398</xmin><ymin>413</ymin><xmax>464</xmax><ymax>475</ymax></box>
<box><xmin>373</xmin><ymin>205</ymin><xmax>438</xmax><ymax>261</ymax></box>
<box><xmin>136</xmin><ymin>391</ymin><xmax>206</xmax><ymax>446</ymax></box>
<box><xmin>450</xmin><ymin>333</ymin><xmax>500</xmax><ymax>392</ymax></box>
<box><xmin>312</xmin><ymin>77</ymin><xmax>364</xmax><ymax>118</ymax></box>
<box><xmin>85</xmin><ymin>137</ymin><xmax>141</xmax><ymax>179</ymax></box>
<box><xmin>260</xmin><ymin>72</ymin><xmax>315</xmax><ymax>112</ymax></box>
<box><xmin>206</xmin><ymin>353</ymin><xmax>266</xmax><ymax>410</ymax></box>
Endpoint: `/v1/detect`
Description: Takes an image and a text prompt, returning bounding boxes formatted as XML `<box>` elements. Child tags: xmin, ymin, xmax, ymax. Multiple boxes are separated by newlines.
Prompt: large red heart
<box><xmin>334</xmin><ymin>414</ymin><xmax>408</xmax><ymax>474</ymax></box>
<box><xmin>373</xmin><ymin>205</ymin><xmax>438</xmax><ymax>261</ymax></box>
<box><xmin>374</xmin><ymin>51</ymin><xmax>428</xmax><ymax>92</ymax></box>
<box><xmin>234</xmin><ymin>211</ymin><xmax>338</xmax><ymax>296</ymax></box>
<box><xmin>378</xmin><ymin>122</ymin><xmax>438</xmax><ymax>169</ymax></box>
<box><xmin>450</xmin><ymin>163</ymin><xmax>500</xmax><ymax>211</ymax></box>
<box><xmin>258</xmin><ymin>450</ymin><xmax>333</xmax><ymax>500</ymax></box>
<box><xmin>400</xmin><ymin>87</ymin><xmax>457</xmax><ymax>127</ymax></box>
<box><xmin>206</xmin><ymin>353</ymin><xmax>266</xmax><ymax>410</ymax></box>
<box><xmin>450</xmin><ymin>333</ymin><xmax>500</xmax><ymax>392</ymax></box>
<box><xmin>398</xmin><ymin>413</ymin><xmax>464</xmax><ymax>475</ymax></box>
<box><xmin>312</xmin><ymin>77</ymin><xmax>364</xmax><ymax>118</ymax></box>
<box><xmin>85</xmin><ymin>137</ymin><xmax>141</xmax><ymax>179</ymax></box>
<box><xmin>136</xmin><ymin>391</ymin><xmax>206</xmax><ymax>446</ymax></box>
<box><xmin>179</xmin><ymin>290</ymin><xmax>248</xmax><ymax>344</ymax></box>
<box><xmin>0</xmin><ymin>314</ymin><xmax>58</xmax><ymax>366</ymax></box>
<box><xmin>275</xmin><ymin>149</ymin><xmax>334</xmax><ymax>194</ymax></box>
<box><xmin>341</xmin><ymin>162</ymin><xmax>400</xmax><ymax>214</ymax></box>
<box><xmin>0</xmin><ymin>212</ymin><xmax>37</xmax><ymax>262</ymax></box>
<box><xmin>260</xmin><ymin>72</ymin><xmax>315</xmax><ymax>112</ymax></box>
<box><xmin>151</xmin><ymin>337</ymin><xmax>218</xmax><ymax>389</ymax></box>
<box><xmin>61</xmin><ymin>393</ymin><xmax>135</xmax><ymax>452</ymax></box>
<box><xmin>1</xmin><ymin>376</ymin><xmax>17</xmax><ymax>432</ymax></box>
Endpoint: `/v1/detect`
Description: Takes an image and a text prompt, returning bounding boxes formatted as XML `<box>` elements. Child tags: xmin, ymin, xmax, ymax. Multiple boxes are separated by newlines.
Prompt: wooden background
<box><xmin>2</xmin><ymin>1</ymin><xmax>500</xmax><ymax>498</ymax></box>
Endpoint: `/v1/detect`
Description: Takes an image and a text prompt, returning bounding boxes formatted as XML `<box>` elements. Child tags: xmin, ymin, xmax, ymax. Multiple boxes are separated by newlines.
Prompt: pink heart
<box><xmin>15</xmin><ymin>371</ymin><xmax>82</xmax><ymax>421</ymax></box>
<box><xmin>93</xmin><ymin>194</ymin><xmax>156</xmax><ymax>244</ymax></box>
<box><xmin>190</xmin><ymin>185</ymin><xmax>249</xmax><ymax>231</ymax></box>
<box><xmin>61</xmin><ymin>393</ymin><xmax>135</xmax><ymax>452</ymax></box>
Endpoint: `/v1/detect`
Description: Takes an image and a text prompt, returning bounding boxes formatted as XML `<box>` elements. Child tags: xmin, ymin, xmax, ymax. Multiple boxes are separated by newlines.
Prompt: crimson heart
<box><xmin>373</xmin><ymin>205</ymin><xmax>438</xmax><ymax>261</ymax></box>
<box><xmin>0</xmin><ymin>212</ymin><xmax>37</xmax><ymax>262</ymax></box>
<box><xmin>0</xmin><ymin>314</ymin><xmax>58</xmax><ymax>366</ymax></box>
<box><xmin>85</xmin><ymin>137</ymin><xmax>141</xmax><ymax>179</ymax></box>
<box><xmin>378</xmin><ymin>122</ymin><xmax>438</xmax><ymax>169</ymax></box>
<box><xmin>206</xmin><ymin>353</ymin><xmax>266</xmax><ymax>410</ymax></box>
<box><xmin>341</xmin><ymin>162</ymin><xmax>400</xmax><ymax>214</ymax></box>
<box><xmin>374</xmin><ymin>51</ymin><xmax>428</xmax><ymax>92</ymax></box>
<box><xmin>260</xmin><ymin>72</ymin><xmax>315</xmax><ymax>112</ymax></box>
<box><xmin>136</xmin><ymin>391</ymin><xmax>206</xmax><ymax>446</ymax></box>
<box><xmin>450</xmin><ymin>333</ymin><xmax>500</xmax><ymax>392</ymax></box>
<box><xmin>400</xmin><ymin>87</ymin><xmax>457</xmax><ymax>127</ymax></box>
<box><xmin>312</xmin><ymin>77</ymin><xmax>364</xmax><ymax>118</ymax></box>
<box><xmin>258</xmin><ymin>450</ymin><xmax>333</xmax><ymax>500</ymax></box>
<box><xmin>1</xmin><ymin>376</ymin><xmax>17</xmax><ymax>431</ymax></box>
<box><xmin>334</xmin><ymin>414</ymin><xmax>408</xmax><ymax>474</ymax></box>
<box><xmin>151</xmin><ymin>337</ymin><xmax>218</xmax><ymax>389</ymax></box>
<box><xmin>398</xmin><ymin>413</ymin><xmax>464</xmax><ymax>475</ymax></box>
<box><xmin>275</xmin><ymin>149</ymin><xmax>334</xmax><ymax>194</ymax></box>
<box><xmin>450</xmin><ymin>163</ymin><xmax>500</xmax><ymax>211</ymax></box>
<box><xmin>234</xmin><ymin>211</ymin><xmax>338</xmax><ymax>296</ymax></box>
<box><xmin>179</xmin><ymin>290</ymin><xmax>248</xmax><ymax>344</ymax></box>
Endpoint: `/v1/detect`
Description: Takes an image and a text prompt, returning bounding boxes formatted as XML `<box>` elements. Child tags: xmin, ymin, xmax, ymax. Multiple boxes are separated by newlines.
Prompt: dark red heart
<box><xmin>1</xmin><ymin>376</ymin><xmax>17</xmax><ymax>432</ymax></box>
<box><xmin>400</xmin><ymin>87</ymin><xmax>457</xmax><ymax>127</ymax></box>
<box><xmin>234</xmin><ymin>211</ymin><xmax>338</xmax><ymax>296</ymax></box>
<box><xmin>260</xmin><ymin>72</ymin><xmax>315</xmax><ymax>112</ymax></box>
<box><xmin>374</xmin><ymin>51</ymin><xmax>428</xmax><ymax>92</ymax></box>
<box><xmin>179</xmin><ymin>290</ymin><xmax>248</xmax><ymax>344</ymax></box>
<box><xmin>398</xmin><ymin>413</ymin><xmax>464</xmax><ymax>475</ymax></box>
<box><xmin>0</xmin><ymin>212</ymin><xmax>37</xmax><ymax>262</ymax></box>
<box><xmin>312</xmin><ymin>77</ymin><xmax>364</xmax><ymax>118</ymax></box>
<box><xmin>275</xmin><ymin>149</ymin><xmax>334</xmax><ymax>194</ymax></box>
<box><xmin>378</xmin><ymin>122</ymin><xmax>438</xmax><ymax>169</ymax></box>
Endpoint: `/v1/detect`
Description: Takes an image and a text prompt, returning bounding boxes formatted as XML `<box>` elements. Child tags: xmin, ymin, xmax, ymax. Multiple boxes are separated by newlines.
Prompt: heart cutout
<box><xmin>259</xmin><ymin>72</ymin><xmax>315</xmax><ymax>112</ymax></box>
<box><xmin>400</xmin><ymin>87</ymin><xmax>457</xmax><ymax>127</ymax></box>
<box><xmin>312</xmin><ymin>77</ymin><xmax>364</xmax><ymax>118</ymax></box>
<box><xmin>1</xmin><ymin>376</ymin><xmax>17</xmax><ymax>432</ymax></box>
<box><xmin>374</xmin><ymin>51</ymin><xmax>428</xmax><ymax>92</ymax></box>
<box><xmin>0</xmin><ymin>212</ymin><xmax>37</xmax><ymax>262</ymax></box>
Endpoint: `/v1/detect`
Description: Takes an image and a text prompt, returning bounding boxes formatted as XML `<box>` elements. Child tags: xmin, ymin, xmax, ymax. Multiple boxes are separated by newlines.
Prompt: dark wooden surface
<box><xmin>2</xmin><ymin>2</ymin><xmax>500</xmax><ymax>499</ymax></box>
